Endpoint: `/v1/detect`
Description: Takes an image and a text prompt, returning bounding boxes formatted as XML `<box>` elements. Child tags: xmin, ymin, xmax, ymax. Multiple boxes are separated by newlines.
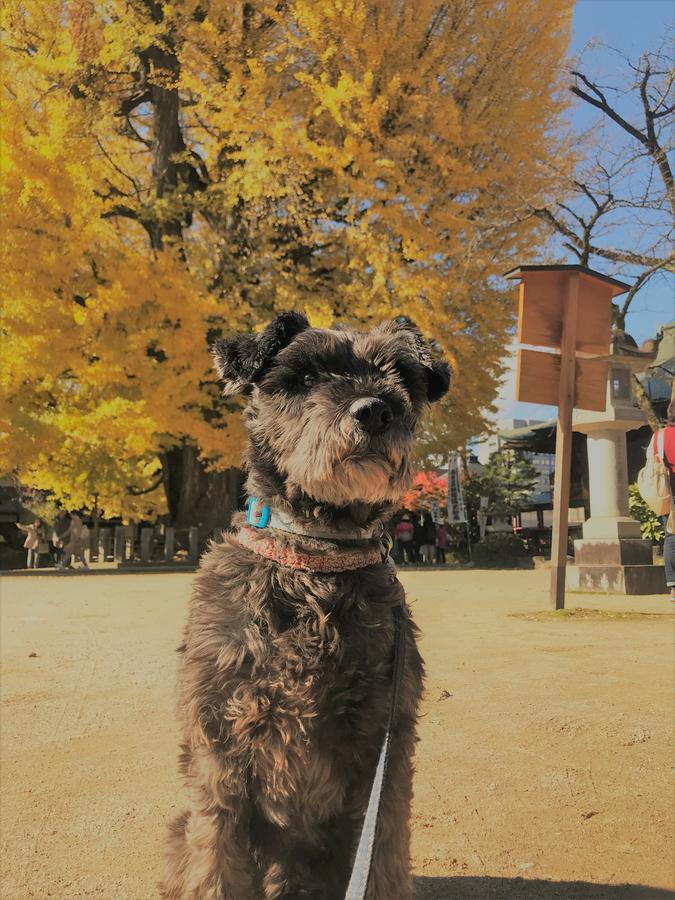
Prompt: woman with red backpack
<box><xmin>645</xmin><ymin>399</ymin><xmax>675</xmax><ymax>600</ymax></box>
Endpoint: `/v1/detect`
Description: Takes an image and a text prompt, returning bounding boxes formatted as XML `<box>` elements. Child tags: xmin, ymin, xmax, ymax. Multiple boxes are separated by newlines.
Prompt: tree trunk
<box><xmin>161</xmin><ymin>444</ymin><xmax>244</xmax><ymax>529</ymax></box>
<box><xmin>145</xmin><ymin>31</ymin><xmax>239</xmax><ymax>529</ymax></box>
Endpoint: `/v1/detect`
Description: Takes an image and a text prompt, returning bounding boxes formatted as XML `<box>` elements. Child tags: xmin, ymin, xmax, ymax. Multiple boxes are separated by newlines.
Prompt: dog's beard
<box><xmin>283</xmin><ymin>419</ymin><xmax>414</xmax><ymax>506</ymax></box>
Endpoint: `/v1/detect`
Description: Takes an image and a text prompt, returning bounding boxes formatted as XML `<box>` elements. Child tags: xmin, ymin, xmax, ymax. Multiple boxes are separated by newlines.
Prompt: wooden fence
<box><xmin>89</xmin><ymin>525</ymin><xmax>203</xmax><ymax>566</ymax></box>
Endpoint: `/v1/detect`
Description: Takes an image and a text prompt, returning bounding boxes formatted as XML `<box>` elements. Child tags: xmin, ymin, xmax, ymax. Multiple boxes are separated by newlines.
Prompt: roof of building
<box><xmin>648</xmin><ymin>323</ymin><xmax>674</xmax><ymax>380</ymax></box>
<box><xmin>498</xmin><ymin>419</ymin><xmax>557</xmax><ymax>453</ymax></box>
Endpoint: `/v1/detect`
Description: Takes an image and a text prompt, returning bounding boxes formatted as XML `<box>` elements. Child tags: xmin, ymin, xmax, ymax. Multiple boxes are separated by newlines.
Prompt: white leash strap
<box><xmin>345</xmin><ymin>605</ymin><xmax>406</xmax><ymax>900</ymax></box>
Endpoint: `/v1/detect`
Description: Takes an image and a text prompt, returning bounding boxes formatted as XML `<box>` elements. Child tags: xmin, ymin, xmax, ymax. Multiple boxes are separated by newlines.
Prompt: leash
<box><xmin>344</xmin><ymin>602</ymin><xmax>406</xmax><ymax>900</ymax></box>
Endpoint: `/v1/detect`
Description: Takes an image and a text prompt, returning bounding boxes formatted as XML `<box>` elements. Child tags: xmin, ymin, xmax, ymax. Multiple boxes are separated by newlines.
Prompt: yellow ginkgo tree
<box><xmin>1</xmin><ymin>0</ymin><xmax>574</xmax><ymax>524</ymax></box>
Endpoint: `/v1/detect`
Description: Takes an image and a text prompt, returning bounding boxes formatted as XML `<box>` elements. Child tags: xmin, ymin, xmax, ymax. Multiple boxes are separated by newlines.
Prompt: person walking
<box><xmin>412</xmin><ymin>513</ymin><xmax>424</xmax><ymax>564</ymax></box>
<box><xmin>395</xmin><ymin>514</ymin><xmax>415</xmax><ymax>565</ymax></box>
<box><xmin>52</xmin><ymin>509</ymin><xmax>71</xmax><ymax>569</ymax></box>
<box><xmin>419</xmin><ymin>514</ymin><xmax>437</xmax><ymax>565</ymax></box>
<box><xmin>63</xmin><ymin>512</ymin><xmax>90</xmax><ymax>570</ymax></box>
<box><xmin>436</xmin><ymin>520</ymin><xmax>449</xmax><ymax>565</ymax></box>
<box><xmin>16</xmin><ymin>519</ymin><xmax>49</xmax><ymax>569</ymax></box>
<box><xmin>649</xmin><ymin>399</ymin><xmax>675</xmax><ymax>600</ymax></box>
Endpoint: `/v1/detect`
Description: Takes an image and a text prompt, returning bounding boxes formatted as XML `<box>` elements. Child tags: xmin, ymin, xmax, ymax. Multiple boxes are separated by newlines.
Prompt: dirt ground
<box><xmin>1</xmin><ymin>569</ymin><xmax>673</xmax><ymax>900</ymax></box>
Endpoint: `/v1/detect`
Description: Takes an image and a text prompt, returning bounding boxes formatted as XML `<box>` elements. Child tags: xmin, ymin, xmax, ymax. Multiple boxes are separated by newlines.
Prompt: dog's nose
<box><xmin>350</xmin><ymin>398</ymin><xmax>393</xmax><ymax>435</ymax></box>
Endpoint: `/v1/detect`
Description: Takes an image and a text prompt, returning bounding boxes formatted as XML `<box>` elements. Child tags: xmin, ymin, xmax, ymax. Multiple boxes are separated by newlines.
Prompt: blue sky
<box><xmin>496</xmin><ymin>0</ymin><xmax>674</xmax><ymax>423</ymax></box>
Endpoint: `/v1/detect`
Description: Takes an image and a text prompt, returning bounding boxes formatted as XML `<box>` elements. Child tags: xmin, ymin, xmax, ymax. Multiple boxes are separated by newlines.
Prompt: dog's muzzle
<box><xmin>349</xmin><ymin>397</ymin><xmax>393</xmax><ymax>436</ymax></box>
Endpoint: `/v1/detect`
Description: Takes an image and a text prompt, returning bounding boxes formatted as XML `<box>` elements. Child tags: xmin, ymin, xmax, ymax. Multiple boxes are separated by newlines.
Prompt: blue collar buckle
<box><xmin>246</xmin><ymin>497</ymin><xmax>271</xmax><ymax>529</ymax></box>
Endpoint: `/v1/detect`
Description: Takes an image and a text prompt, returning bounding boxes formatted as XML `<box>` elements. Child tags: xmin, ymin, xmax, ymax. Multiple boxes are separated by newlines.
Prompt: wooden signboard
<box><xmin>516</xmin><ymin>349</ymin><xmax>608</xmax><ymax>412</ymax></box>
<box><xmin>505</xmin><ymin>265</ymin><xmax>630</xmax><ymax>610</ymax></box>
<box><xmin>510</xmin><ymin>265</ymin><xmax>628</xmax><ymax>355</ymax></box>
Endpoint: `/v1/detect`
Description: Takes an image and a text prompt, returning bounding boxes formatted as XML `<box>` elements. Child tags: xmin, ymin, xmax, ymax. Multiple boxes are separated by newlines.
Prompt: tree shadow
<box><xmin>414</xmin><ymin>875</ymin><xmax>673</xmax><ymax>899</ymax></box>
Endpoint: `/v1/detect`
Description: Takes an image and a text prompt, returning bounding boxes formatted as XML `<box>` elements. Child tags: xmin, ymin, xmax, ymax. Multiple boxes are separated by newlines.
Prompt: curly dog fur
<box><xmin>160</xmin><ymin>316</ymin><xmax>450</xmax><ymax>899</ymax></box>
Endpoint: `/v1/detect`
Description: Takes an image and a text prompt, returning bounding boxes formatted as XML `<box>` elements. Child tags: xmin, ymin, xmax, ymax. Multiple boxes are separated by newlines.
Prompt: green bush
<box><xmin>472</xmin><ymin>532</ymin><xmax>531</xmax><ymax>568</ymax></box>
<box><xmin>628</xmin><ymin>484</ymin><xmax>665</xmax><ymax>543</ymax></box>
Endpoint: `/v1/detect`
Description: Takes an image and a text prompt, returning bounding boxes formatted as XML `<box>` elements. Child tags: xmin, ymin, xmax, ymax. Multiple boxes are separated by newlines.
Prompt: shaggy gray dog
<box><xmin>161</xmin><ymin>315</ymin><xmax>450</xmax><ymax>900</ymax></box>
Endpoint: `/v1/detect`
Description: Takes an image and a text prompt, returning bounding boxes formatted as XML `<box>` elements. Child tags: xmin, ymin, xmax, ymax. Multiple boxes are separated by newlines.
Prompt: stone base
<box><xmin>566</xmin><ymin>562</ymin><xmax>666</xmax><ymax>595</ymax></box>
<box><xmin>573</xmin><ymin>538</ymin><xmax>653</xmax><ymax>567</ymax></box>
<box><xmin>568</xmin><ymin>537</ymin><xmax>665</xmax><ymax>593</ymax></box>
<box><xmin>582</xmin><ymin>516</ymin><xmax>642</xmax><ymax>539</ymax></box>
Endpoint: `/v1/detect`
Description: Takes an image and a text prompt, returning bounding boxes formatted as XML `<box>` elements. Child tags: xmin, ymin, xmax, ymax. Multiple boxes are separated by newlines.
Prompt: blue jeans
<box><xmin>664</xmin><ymin>533</ymin><xmax>675</xmax><ymax>587</ymax></box>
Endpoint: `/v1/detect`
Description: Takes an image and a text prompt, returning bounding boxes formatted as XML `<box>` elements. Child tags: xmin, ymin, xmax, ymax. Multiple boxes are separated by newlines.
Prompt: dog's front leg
<box><xmin>161</xmin><ymin>748</ymin><xmax>258</xmax><ymax>900</ymax></box>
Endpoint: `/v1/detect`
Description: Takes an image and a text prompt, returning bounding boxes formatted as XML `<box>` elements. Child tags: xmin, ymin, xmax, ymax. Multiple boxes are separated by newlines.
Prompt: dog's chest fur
<box><xmin>177</xmin><ymin>534</ymin><xmax>421</xmax><ymax>835</ymax></box>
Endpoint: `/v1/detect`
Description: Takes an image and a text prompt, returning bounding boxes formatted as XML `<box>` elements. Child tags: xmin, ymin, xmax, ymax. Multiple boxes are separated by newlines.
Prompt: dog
<box><xmin>160</xmin><ymin>314</ymin><xmax>450</xmax><ymax>899</ymax></box>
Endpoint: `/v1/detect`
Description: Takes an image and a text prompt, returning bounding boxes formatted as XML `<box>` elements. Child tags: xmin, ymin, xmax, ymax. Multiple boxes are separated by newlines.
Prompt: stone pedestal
<box><xmin>567</xmin><ymin>537</ymin><xmax>665</xmax><ymax>594</ymax></box>
<box><xmin>567</xmin><ymin>337</ymin><xmax>664</xmax><ymax>594</ymax></box>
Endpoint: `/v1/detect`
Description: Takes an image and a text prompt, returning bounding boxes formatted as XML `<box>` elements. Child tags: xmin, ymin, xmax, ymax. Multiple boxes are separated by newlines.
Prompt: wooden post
<box><xmin>125</xmin><ymin>525</ymin><xmax>135</xmax><ymax>561</ymax></box>
<box><xmin>100</xmin><ymin>527</ymin><xmax>112</xmax><ymax>561</ymax></box>
<box><xmin>188</xmin><ymin>526</ymin><xmax>200</xmax><ymax>564</ymax></box>
<box><xmin>91</xmin><ymin>493</ymin><xmax>99</xmax><ymax>562</ymax></box>
<box><xmin>164</xmin><ymin>527</ymin><xmax>175</xmax><ymax>563</ymax></box>
<box><xmin>549</xmin><ymin>273</ymin><xmax>579</xmax><ymax>610</ymax></box>
<box><xmin>114</xmin><ymin>526</ymin><xmax>125</xmax><ymax>561</ymax></box>
<box><xmin>140</xmin><ymin>528</ymin><xmax>153</xmax><ymax>564</ymax></box>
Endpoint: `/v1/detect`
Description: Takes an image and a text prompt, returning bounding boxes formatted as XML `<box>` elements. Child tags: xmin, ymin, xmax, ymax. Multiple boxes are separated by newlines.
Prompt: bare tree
<box><xmin>534</xmin><ymin>41</ymin><xmax>674</xmax><ymax>329</ymax></box>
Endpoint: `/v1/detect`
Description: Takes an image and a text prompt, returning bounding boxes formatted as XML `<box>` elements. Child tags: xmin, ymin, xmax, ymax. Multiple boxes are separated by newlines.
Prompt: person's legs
<box><xmin>26</xmin><ymin>548</ymin><xmax>35</xmax><ymax>569</ymax></box>
<box><xmin>663</xmin><ymin>533</ymin><xmax>675</xmax><ymax>599</ymax></box>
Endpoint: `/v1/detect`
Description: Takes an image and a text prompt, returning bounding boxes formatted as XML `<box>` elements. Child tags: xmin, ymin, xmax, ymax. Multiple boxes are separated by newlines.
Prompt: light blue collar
<box><xmin>246</xmin><ymin>497</ymin><xmax>383</xmax><ymax>542</ymax></box>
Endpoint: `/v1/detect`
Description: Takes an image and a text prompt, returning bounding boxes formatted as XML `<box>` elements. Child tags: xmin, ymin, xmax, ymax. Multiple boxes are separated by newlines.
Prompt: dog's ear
<box><xmin>392</xmin><ymin>316</ymin><xmax>451</xmax><ymax>402</ymax></box>
<box><xmin>212</xmin><ymin>312</ymin><xmax>309</xmax><ymax>395</ymax></box>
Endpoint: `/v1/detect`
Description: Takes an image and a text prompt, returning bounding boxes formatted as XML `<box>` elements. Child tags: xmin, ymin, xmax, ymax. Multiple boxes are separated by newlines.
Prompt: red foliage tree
<box><xmin>401</xmin><ymin>471</ymin><xmax>448</xmax><ymax>512</ymax></box>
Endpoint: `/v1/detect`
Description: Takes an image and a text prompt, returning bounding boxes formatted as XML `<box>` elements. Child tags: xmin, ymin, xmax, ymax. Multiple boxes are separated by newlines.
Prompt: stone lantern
<box><xmin>566</xmin><ymin>333</ymin><xmax>665</xmax><ymax>594</ymax></box>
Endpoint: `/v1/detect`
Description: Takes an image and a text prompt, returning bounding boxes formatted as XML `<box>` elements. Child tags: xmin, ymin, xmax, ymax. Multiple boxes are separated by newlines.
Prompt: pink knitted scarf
<box><xmin>236</xmin><ymin>525</ymin><xmax>384</xmax><ymax>573</ymax></box>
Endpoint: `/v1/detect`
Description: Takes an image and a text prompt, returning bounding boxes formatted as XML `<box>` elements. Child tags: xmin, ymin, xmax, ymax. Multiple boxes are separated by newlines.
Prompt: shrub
<box><xmin>471</xmin><ymin>532</ymin><xmax>531</xmax><ymax>568</ymax></box>
<box><xmin>628</xmin><ymin>484</ymin><xmax>665</xmax><ymax>544</ymax></box>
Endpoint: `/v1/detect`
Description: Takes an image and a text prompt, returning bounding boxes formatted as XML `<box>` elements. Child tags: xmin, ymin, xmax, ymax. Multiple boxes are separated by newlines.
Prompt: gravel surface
<box><xmin>1</xmin><ymin>569</ymin><xmax>673</xmax><ymax>899</ymax></box>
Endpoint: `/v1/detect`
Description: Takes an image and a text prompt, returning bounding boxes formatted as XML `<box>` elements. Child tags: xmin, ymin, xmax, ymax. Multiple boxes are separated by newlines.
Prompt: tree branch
<box><xmin>126</xmin><ymin>473</ymin><xmax>164</xmax><ymax>496</ymax></box>
<box><xmin>119</xmin><ymin>88</ymin><xmax>151</xmax><ymax>117</ymax></box>
<box><xmin>570</xmin><ymin>71</ymin><xmax>647</xmax><ymax>145</ymax></box>
<box><xmin>616</xmin><ymin>260</ymin><xmax>671</xmax><ymax>328</ymax></box>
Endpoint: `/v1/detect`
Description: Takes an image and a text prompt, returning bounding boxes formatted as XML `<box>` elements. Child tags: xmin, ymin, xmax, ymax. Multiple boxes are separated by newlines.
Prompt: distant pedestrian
<box><xmin>16</xmin><ymin>519</ymin><xmax>49</xmax><ymax>569</ymax></box>
<box><xmin>648</xmin><ymin>400</ymin><xmax>675</xmax><ymax>600</ymax></box>
<box><xmin>52</xmin><ymin>509</ymin><xmax>71</xmax><ymax>569</ymax></box>
<box><xmin>418</xmin><ymin>514</ymin><xmax>437</xmax><ymax>565</ymax></box>
<box><xmin>412</xmin><ymin>514</ymin><xmax>424</xmax><ymax>564</ymax></box>
<box><xmin>63</xmin><ymin>513</ymin><xmax>90</xmax><ymax>570</ymax></box>
<box><xmin>395</xmin><ymin>514</ymin><xmax>415</xmax><ymax>565</ymax></box>
<box><xmin>436</xmin><ymin>520</ymin><xmax>449</xmax><ymax>565</ymax></box>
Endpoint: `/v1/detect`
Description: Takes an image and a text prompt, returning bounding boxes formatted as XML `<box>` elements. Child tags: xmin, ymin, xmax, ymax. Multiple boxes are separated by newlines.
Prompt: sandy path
<box><xmin>0</xmin><ymin>569</ymin><xmax>673</xmax><ymax>900</ymax></box>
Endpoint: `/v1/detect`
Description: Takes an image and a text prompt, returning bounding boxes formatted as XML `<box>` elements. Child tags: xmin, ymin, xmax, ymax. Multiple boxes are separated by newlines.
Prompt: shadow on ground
<box><xmin>414</xmin><ymin>876</ymin><xmax>673</xmax><ymax>899</ymax></box>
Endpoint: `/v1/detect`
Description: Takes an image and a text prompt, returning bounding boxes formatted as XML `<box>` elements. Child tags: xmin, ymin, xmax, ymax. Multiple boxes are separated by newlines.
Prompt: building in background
<box><xmin>474</xmin><ymin>418</ymin><xmax>556</xmax><ymax>501</ymax></box>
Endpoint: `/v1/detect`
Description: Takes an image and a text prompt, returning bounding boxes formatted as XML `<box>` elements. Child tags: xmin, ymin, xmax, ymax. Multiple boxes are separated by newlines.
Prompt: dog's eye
<box><xmin>303</xmin><ymin>373</ymin><xmax>317</xmax><ymax>388</ymax></box>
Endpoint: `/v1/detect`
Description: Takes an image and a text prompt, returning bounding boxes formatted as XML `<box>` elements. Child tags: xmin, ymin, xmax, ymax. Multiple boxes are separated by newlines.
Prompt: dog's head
<box><xmin>212</xmin><ymin>313</ymin><xmax>450</xmax><ymax>508</ymax></box>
